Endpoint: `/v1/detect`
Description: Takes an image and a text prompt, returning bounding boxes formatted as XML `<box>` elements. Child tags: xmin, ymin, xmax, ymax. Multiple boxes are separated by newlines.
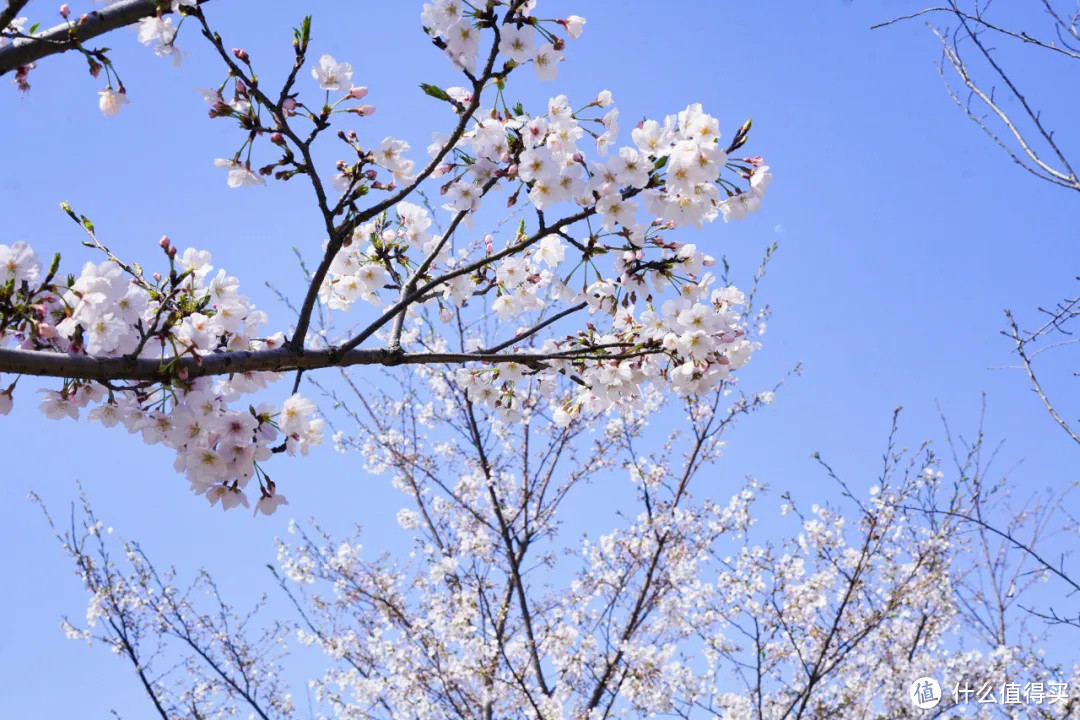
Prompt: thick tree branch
<box><xmin>0</xmin><ymin>343</ymin><xmax>658</xmax><ymax>383</ymax></box>
<box><xmin>0</xmin><ymin>0</ymin><xmax>210</xmax><ymax>76</ymax></box>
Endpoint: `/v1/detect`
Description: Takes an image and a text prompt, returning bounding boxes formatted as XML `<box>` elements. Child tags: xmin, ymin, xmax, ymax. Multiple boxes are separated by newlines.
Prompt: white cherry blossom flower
<box><xmin>311</xmin><ymin>54</ymin><xmax>353</xmax><ymax>91</ymax></box>
<box><xmin>98</xmin><ymin>88</ymin><xmax>130</xmax><ymax>117</ymax></box>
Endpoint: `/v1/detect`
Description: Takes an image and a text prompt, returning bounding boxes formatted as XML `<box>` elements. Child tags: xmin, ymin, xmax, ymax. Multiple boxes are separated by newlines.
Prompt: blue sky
<box><xmin>1</xmin><ymin>1</ymin><xmax>1077</xmax><ymax>716</ymax></box>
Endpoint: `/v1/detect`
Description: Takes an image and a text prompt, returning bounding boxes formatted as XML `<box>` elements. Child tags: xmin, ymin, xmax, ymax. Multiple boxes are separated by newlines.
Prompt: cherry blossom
<box><xmin>213</xmin><ymin>158</ymin><xmax>266</xmax><ymax>188</ymax></box>
<box><xmin>97</xmin><ymin>87</ymin><xmax>129</xmax><ymax>116</ymax></box>
<box><xmin>311</xmin><ymin>53</ymin><xmax>353</xmax><ymax>91</ymax></box>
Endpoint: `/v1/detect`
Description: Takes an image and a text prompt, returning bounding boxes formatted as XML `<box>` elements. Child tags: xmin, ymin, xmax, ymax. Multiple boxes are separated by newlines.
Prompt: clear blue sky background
<box><xmin>1</xmin><ymin>1</ymin><xmax>1077</xmax><ymax>716</ymax></box>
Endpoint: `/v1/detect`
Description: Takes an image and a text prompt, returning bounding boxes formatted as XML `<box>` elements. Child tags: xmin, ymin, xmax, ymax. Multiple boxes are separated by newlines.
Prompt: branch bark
<box><xmin>0</xmin><ymin>343</ymin><xmax>656</xmax><ymax>383</ymax></box>
<box><xmin>0</xmin><ymin>0</ymin><xmax>210</xmax><ymax>76</ymax></box>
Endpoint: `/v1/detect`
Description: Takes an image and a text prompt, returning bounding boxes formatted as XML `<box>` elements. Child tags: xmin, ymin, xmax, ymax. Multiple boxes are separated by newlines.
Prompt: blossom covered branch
<box><xmin>1</xmin><ymin>0</ymin><xmax>773</xmax><ymax>512</ymax></box>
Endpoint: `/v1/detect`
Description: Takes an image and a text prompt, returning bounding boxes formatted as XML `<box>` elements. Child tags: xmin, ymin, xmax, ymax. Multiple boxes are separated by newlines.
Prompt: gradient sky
<box><xmin>1</xmin><ymin>1</ymin><xmax>1077</xmax><ymax>717</ymax></box>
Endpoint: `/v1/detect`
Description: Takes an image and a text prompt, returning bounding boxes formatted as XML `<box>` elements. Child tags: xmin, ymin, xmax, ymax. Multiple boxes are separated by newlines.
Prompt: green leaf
<box><xmin>29</xmin><ymin>22</ymin><xmax>40</xmax><ymax>35</ymax></box>
<box><xmin>652</xmin><ymin>155</ymin><xmax>668</xmax><ymax>171</ymax></box>
<box><xmin>292</xmin><ymin>16</ymin><xmax>312</xmax><ymax>52</ymax></box>
<box><xmin>419</xmin><ymin>83</ymin><xmax>451</xmax><ymax>102</ymax></box>
<box><xmin>512</xmin><ymin>101</ymin><xmax>525</xmax><ymax>116</ymax></box>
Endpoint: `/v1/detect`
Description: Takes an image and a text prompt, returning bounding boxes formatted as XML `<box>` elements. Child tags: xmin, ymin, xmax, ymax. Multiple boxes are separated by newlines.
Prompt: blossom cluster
<box><xmin>310</xmin><ymin>11</ymin><xmax>772</xmax><ymax>426</ymax></box>
<box><xmin>5</xmin><ymin>0</ymin><xmax>772</xmax><ymax>513</ymax></box>
<box><xmin>324</xmin><ymin>89</ymin><xmax>771</xmax><ymax>423</ymax></box>
<box><xmin>0</xmin><ymin>237</ymin><xmax>321</xmax><ymax>514</ymax></box>
<box><xmin>422</xmin><ymin>0</ymin><xmax>582</xmax><ymax>78</ymax></box>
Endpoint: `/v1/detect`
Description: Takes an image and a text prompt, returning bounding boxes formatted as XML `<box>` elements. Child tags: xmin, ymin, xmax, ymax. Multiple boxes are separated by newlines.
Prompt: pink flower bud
<box><xmin>347</xmin><ymin>86</ymin><xmax>369</xmax><ymax>99</ymax></box>
<box><xmin>159</xmin><ymin>235</ymin><xmax>170</xmax><ymax>249</ymax></box>
<box><xmin>364</xmin><ymin>169</ymin><xmax>378</xmax><ymax>180</ymax></box>
<box><xmin>270</xmin><ymin>132</ymin><xmax>285</xmax><ymax>145</ymax></box>
<box><xmin>439</xmin><ymin>307</ymin><xmax>453</xmax><ymax>323</ymax></box>
<box><xmin>153</xmin><ymin>272</ymin><xmax>162</xmax><ymax>282</ymax></box>
<box><xmin>176</xmin><ymin>367</ymin><xmax>189</xmax><ymax>380</ymax></box>
<box><xmin>355</xmin><ymin>104</ymin><xmax>376</xmax><ymax>117</ymax></box>
<box><xmin>232</xmin><ymin>48</ymin><xmax>249</xmax><ymax>63</ymax></box>
<box><xmin>59</xmin><ymin>4</ymin><xmax>70</xmax><ymax>19</ymax></box>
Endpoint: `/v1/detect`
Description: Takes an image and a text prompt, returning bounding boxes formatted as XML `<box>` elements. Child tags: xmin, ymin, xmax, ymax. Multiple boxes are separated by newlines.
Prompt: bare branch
<box><xmin>878</xmin><ymin>1</ymin><xmax>1080</xmax><ymax>193</ymax></box>
<box><xmin>1004</xmin><ymin>308</ymin><xmax>1080</xmax><ymax>446</ymax></box>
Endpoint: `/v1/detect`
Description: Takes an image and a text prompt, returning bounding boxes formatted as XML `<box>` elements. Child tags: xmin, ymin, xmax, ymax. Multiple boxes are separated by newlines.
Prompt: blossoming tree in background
<box><xmin>0</xmin><ymin>0</ymin><xmax>771</xmax><ymax>513</ymax></box>
<box><xmin>38</xmin><ymin>383</ymin><xmax>1080</xmax><ymax>718</ymax></box>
